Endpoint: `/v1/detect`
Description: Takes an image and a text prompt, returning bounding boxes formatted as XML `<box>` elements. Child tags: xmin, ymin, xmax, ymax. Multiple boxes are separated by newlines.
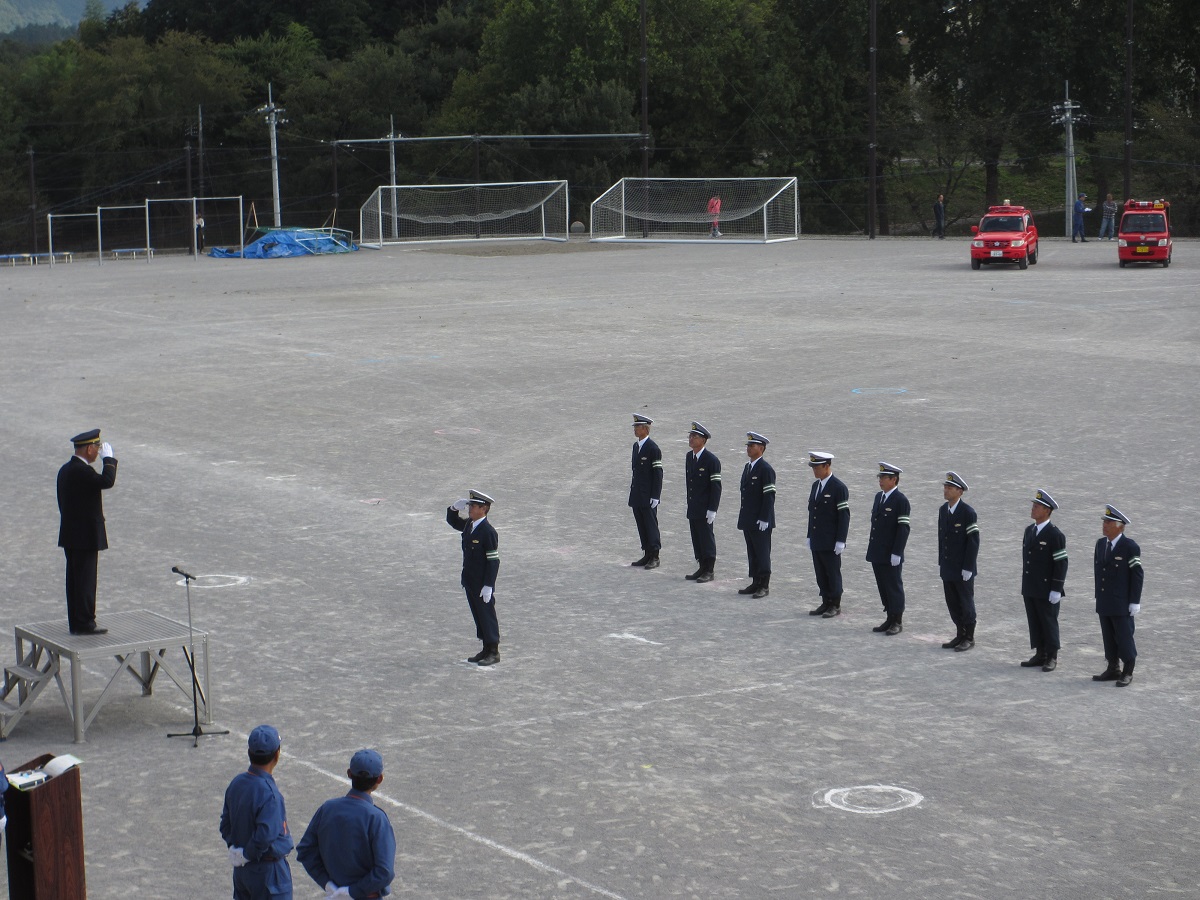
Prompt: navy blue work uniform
<box><xmin>939</xmin><ymin>500</ymin><xmax>980</xmax><ymax>630</ymax></box>
<box><xmin>446</xmin><ymin>508</ymin><xmax>500</xmax><ymax>648</ymax></box>
<box><xmin>808</xmin><ymin>476</ymin><xmax>850</xmax><ymax>604</ymax></box>
<box><xmin>220</xmin><ymin>767</ymin><xmax>294</xmax><ymax>900</ymax></box>
<box><xmin>297</xmin><ymin>790</ymin><xmax>396</xmax><ymax>898</ymax></box>
<box><xmin>629</xmin><ymin>437</ymin><xmax>663</xmax><ymax>553</ymax></box>
<box><xmin>866</xmin><ymin>488</ymin><xmax>911</xmax><ymax>620</ymax></box>
<box><xmin>57</xmin><ymin>449</ymin><xmax>118</xmax><ymax>633</ymax></box>
<box><xmin>1094</xmin><ymin>534</ymin><xmax>1143</xmax><ymax>671</ymax></box>
<box><xmin>685</xmin><ymin>447</ymin><xmax>722</xmax><ymax>564</ymax></box>
<box><xmin>1022</xmin><ymin>521</ymin><xmax>1068</xmax><ymax>660</ymax></box>
<box><xmin>737</xmin><ymin>457</ymin><xmax>776</xmax><ymax>580</ymax></box>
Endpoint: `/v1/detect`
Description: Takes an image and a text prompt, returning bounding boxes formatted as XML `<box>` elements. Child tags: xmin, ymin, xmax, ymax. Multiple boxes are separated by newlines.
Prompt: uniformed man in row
<box><xmin>805</xmin><ymin>452</ymin><xmax>850</xmax><ymax>618</ymax></box>
<box><xmin>937</xmin><ymin>472</ymin><xmax>980</xmax><ymax>651</ymax></box>
<box><xmin>221</xmin><ymin>724</ymin><xmax>294</xmax><ymax>900</ymax></box>
<box><xmin>736</xmin><ymin>432</ymin><xmax>775</xmax><ymax>599</ymax></box>
<box><xmin>297</xmin><ymin>749</ymin><xmax>397</xmax><ymax>897</ymax></box>
<box><xmin>446</xmin><ymin>490</ymin><xmax>501</xmax><ymax>666</ymax></box>
<box><xmin>628</xmin><ymin>414</ymin><xmax>663</xmax><ymax>569</ymax></box>
<box><xmin>866</xmin><ymin>463</ymin><xmax>911</xmax><ymax>635</ymax></box>
<box><xmin>1020</xmin><ymin>489</ymin><xmax>1068</xmax><ymax>671</ymax></box>
<box><xmin>1093</xmin><ymin>505</ymin><xmax>1144</xmax><ymax>687</ymax></box>
<box><xmin>684</xmin><ymin>422</ymin><xmax>722</xmax><ymax>583</ymax></box>
<box><xmin>57</xmin><ymin>428</ymin><xmax>118</xmax><ymax>635</ymax></box>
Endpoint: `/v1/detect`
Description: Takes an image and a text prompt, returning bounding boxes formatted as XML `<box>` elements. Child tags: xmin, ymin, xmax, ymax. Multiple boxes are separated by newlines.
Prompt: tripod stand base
<box><xmin>169</xmin><ymin>723</ymin><xmax>230</xmax><ymax>748</ymax></box>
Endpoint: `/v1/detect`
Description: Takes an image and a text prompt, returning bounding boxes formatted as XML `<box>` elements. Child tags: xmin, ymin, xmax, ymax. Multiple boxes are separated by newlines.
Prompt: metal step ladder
<box><xmin>0</xmin><ymin>647</ymin><xmax>65</xmax><ymax>739</ymax></box>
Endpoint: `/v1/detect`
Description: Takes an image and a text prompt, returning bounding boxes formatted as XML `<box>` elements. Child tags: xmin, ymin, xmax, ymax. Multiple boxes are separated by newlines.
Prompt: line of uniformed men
<box><xmin>626</xmin><ymin>416</ymin><xmax>1145</xmax><ymax>686</ymax></box>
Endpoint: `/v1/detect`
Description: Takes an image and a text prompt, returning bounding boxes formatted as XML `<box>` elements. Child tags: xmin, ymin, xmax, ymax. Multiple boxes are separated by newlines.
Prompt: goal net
<box><xmin>590</xmin><ymin>177</ymin><xmax>799</xmax><ymax>243</ymax></box>
<box><xmin>359</xmin><ymin>181</ymin><xmax>569</xmax><ymax>246</ymax></box>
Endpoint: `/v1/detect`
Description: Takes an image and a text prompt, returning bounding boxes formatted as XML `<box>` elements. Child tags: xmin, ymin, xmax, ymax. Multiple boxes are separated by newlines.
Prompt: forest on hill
<box><xmin>0</xmin><ymin>0</ymin><xmax>1197</xmax><ymax>251</ymax></box>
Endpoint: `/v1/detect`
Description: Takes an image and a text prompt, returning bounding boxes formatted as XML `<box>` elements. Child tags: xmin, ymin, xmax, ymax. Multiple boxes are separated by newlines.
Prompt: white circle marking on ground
<box><xmin>812</xmin><ymin>785</ymin><xmax>924</xmax><ymax>814</ymax></box>
<box><xmin>175</xmin><ymin>574</ymin><xmax>251</xmax><ymax>588</ymax></box>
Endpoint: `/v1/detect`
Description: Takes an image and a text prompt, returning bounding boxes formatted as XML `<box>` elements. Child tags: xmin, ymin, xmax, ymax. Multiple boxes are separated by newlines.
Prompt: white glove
<box><xmin>890</xmin><ymin>554</ymin><xmax>901</xmax><ymax>567</ymax></box>
<box><xmin>706</xmin><ymin>510</ymin><xmax>716</xmax><ymax>525</ymax></box>
<box><xmin>451</xmin><ymin>498</ymin><xmax>469</xmax><ymax>511</ymax></box>
<box><xmin>650</xmin><ymin>498</ymin><xmax>659</xmax><ymax>509</ymax></box>
<box><xmin>1085</xmin><ymin>207</ymin><xmax>1092</xmax><ymax>213</ymax></box>
<box><xmin>228</xmin><ymin>847</ymin><xmax>248</xmax><ymax>867</ymax></box>
<box><xmin>1129</xmin><ymin>603</ymin><xmax>1140</xmax><ymax>616</ymax></box>
<box><xmin>962</xmin><ymin>570</ymin><xmax>973</xmax><ymax>582</ymax></box>
<box><xmin>1048</xmin><ymin>591</ymin><xmax>1062</xmax><ymax>604</ymax></box>
<box><xmin>480</xmin><ymin>586</ymin><xmax>493</xmax><ymax>603</ymax></box>
<box><xmin>100</xmin><ymin>442</ymin><xmax>113</xmax><ymax>458</ymax></box>
<box><xmin>324</xmin><ymin>884</ymin><xmax>351</xmax><ymax>899</ymax></box>
<box><xmin>757</xmin><ymin>520</ymin><xmax>768</xmax><ymax>532</ymax></box>
<box><xmin>803</xmin><ymin>538</ymin><xmax>811</xmax><ymax>550</ymax></box>
<box><xmin>833</xmin><ymin>542</ymin><xmax>845</xmax><ymax>556</ymax></box>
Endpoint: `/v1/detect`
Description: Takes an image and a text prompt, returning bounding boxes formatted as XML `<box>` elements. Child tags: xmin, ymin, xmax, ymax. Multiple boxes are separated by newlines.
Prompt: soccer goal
<box><xmin>359</xmin><ymin>181</ymin><xmax>569</xmax><ymax>246</ymax></box>
<box><xmin>590</xmin><ymin>177</ymin><xmax>799</xmax><ymax>243</ymax></box>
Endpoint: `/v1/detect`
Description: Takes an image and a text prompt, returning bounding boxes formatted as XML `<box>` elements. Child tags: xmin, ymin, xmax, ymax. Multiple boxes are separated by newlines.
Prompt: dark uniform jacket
<box><xmin>1094</xmin><ymin>535</ymin><xmax>1143</xmax><ymax>616</ymax></box>
<box><xmin>57</xmin><ymin>454</ymin><xmax>118</xmax><ymax>550</ymax></box>
<box><xmin>737</xmin><ymin>458</ymin><xmax>776</xmax><ymax>531</ymax></box>
<box><xmin>628</xmin><ymin>438</ymin><xmax>663</xmax><ymax>508</ymax></box>
<box><xmin>685</xmin><ymin>448</ymin><xmax>722</xmax><ymax>520</ymax></box>
<box><xmin>807</xmin><ymin>476</ymin><xmax>850</xmax><ymax>550</ymax></box>
<box><xmin>446</xmin><ymin>510</ymin><xmax>499</xmax><ymax>592</ymax></box>
<box><xmin>1022</xmin><ymin>521</ymin><xmax>1068</xmax><ymax>599</ymax></box>
<box><xmin>938</xmin><ymin>501</ymin><xmax>979</xmax><ymax>580</ymax></box>
<box><xmin>866</xmin><ymin>489</ymin><xmax>911</xmax><ymax>563</ymax></box>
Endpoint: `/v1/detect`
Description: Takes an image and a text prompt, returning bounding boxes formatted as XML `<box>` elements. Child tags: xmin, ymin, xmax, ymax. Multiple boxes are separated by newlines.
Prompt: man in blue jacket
<box><xmin>628</xmin><ymin>414</ymin><xmax>663</xmax><ymax>569</ymax></box>
<box><xmin>684</xmin><ymin>422</ymin><xmax>722</xmax><ymax>583</ymax></box>
<box><xmin>866</xmin><ymin>463</ymin><xmax>911</xmax><ymax>635</ymax></box>
<box><xmin>737</xmin><ymin>432</ymin><xmax>776</xmax><ymax>599</ymax></box>
<box><xmin>297</xmin><ymin>749</ymin><xmax>396</xmax><ymax>898</ymax></box>
<box><xmin>805</xmin><ymin>452</ymin><xmax>851</xmax><ymax>618</ymax></box>
<box><xmin>938</xmin><ymin>471</ymin><xmax>980</xmax><ymax>651</ymax></box>
<box><xmin>1021</xmin><ymin>489</ymin><xmax>1068</xmax><ymax>671</ymax></box>
<box><xmin>221</xmin><ymin>725</ymin><xmax>293</xmax><ymax>900</ymax></box>
<box><xmin>1092</xmin><ymin>505</ymin><xmax>1144</xmax><ymax>687</ymax></box>
<box><xmin>447</xmin><ymin>490</ymin><xmax>501</xmax><ymax>666</ymax></box>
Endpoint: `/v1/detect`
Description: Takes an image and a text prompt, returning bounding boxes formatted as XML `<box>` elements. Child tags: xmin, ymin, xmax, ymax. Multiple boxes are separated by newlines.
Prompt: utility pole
<box><xmin>1123</xmin><ymin>0</ymin><xmax>1133</xmax><ymax>201</ymax></box>
<box><xmin>257</xmin><ymin>84</ymin><xmax>285</xmax><ymax>228</ymax></box>
<box><xmin>198</xmin><ymin>105</ymin><xmax>205</xmax><ymax>213</ymax></box>
<box><xmin>28</xmin><ymin>147</ymin><xmax>38</xmax><ymax>253</ymax></box>
<box><xmin>867</xmin><ymin>0</ymin><xmax>877</xmax><ymax>239</ymax></box>
<box><xmin>1052</xmin><ymin>81</ymin><xmax>1080</xmax><ymax>238</ymax></box>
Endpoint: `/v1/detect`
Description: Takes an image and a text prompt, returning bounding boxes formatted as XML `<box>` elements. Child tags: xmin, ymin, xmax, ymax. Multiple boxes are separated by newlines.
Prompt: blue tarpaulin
<box><xmin>209</xmin><ymin>228</ymin><xmax>357</xmax><ymax>259</ymax></box>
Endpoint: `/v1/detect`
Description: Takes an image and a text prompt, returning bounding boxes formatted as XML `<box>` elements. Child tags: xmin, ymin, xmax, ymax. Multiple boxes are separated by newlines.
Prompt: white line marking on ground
<box><xmin>607</xmin><ymin>632</ymin><xmax>663</xmax><ymax>645</ymax></box>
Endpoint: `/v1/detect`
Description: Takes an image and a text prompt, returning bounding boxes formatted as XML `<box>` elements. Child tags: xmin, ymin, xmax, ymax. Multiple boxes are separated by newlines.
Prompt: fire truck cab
<box><xmin>1118</xmin><ymin>199</ymin><xmax>1171</xmax><ymax>267</ymax></box>
<box><xmin>970</xmin><ymin>205</ymin><xmax>1038</xmax><ymax>270</ymax></box>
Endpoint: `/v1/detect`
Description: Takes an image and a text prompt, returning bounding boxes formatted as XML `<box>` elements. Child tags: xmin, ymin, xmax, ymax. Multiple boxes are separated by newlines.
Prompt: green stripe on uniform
<box><xmin>1052</xmin><ymin>549</ymin><xmax>1068</xmax><ymax>560</ymax></box>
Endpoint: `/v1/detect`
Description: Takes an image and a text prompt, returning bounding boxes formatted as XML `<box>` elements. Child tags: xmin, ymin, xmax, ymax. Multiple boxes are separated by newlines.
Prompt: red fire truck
<box><xmin>1118</xmin><ymin>199</ymin><xmax>1171</xmax><ymax>267</ymax></box>
<box><xmin>970</xmin><ymin>205</ymin><xmax>1039</xmax><ymax>270</ymax></box>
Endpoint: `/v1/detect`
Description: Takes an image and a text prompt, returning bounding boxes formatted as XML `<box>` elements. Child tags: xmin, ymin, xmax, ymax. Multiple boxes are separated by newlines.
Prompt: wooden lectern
<box><xmin>4</xmin><ymin>754</ymin><xmax>86</xmax><ymax>899</ymax></box>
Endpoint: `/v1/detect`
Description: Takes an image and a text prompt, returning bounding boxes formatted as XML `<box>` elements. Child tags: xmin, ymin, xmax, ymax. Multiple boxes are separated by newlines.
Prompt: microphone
<box><xmin>171</xmin><ymin>566</ymin><xmax>196</xmax><ymax>581</ymax></box>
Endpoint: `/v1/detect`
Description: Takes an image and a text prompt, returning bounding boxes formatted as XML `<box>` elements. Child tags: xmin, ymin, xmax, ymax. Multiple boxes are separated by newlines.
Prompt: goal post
<box><xmin>590</xmin><ymin>177</ymin><xmax>799</xmax><ymax>243</ymax></box>
<box><xmin>359</xmin><ymin>181</ymin><xmax>569</xmax><ymax>246</ymax></box>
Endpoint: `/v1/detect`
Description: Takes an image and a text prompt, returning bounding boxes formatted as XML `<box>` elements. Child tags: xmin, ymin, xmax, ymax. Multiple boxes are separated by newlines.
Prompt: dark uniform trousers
<box><xmin>1094</xmin><ymin>536</ymin><xmax>1143</xmax><ymax>669</ymax></box>
<box><xmin>939</xmin><ymin>501</ymin><xmax>980</xmax><ymax>629</ymax></box>
<box><xmin>737</xmin><ymin>459</ymin><xmax>776</xmax><ymax>579</ymax></box>
<box><xmin>865</xmin><ymin>490</ymin><xmax>910</xmax><ymax>619</ymax></box>
<box><xmin>447</xmin><ymin>509</ymin><xmax>500</xmax><ymax>647</ymax></box>
<box><xmin>57</xmin><ymin>453</ymin><xmax>118</xmax><ymax>632</ymax></box>
<box><xmin>808</xmin><ymin>476</ymin><xmax>850</xmax><ymax>602</ymax></box>
<box><xmin>629</xmin><ymin>439</ymin><xmax>663</xmax><ymax>552</ymax></box>
<box><xmin>685</xmin><ymin>449</ymin><xmax>722</xmax><ymax>564</ymax></box>
<box><xmin>1022</xmin><ymin>521</ymin><xmax>1068</xmax><ymax>658</ymax></box>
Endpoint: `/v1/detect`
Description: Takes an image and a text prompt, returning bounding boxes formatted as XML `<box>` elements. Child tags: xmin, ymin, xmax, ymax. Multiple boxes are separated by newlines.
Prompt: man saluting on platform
<box><xmin>57</xmin><ymin>429</ymin><xmax>118</xmax><ymax>635</ymax></box>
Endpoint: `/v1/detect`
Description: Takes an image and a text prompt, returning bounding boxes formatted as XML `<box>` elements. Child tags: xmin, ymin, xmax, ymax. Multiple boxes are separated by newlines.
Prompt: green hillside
<box><xmin>0</xmin><ymin>0</ymin><xmax>123</xmax><ymax>33</ymax></box>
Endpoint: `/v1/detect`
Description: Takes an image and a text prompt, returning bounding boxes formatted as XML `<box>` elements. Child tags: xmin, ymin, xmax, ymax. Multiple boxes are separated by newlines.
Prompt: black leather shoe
<box><xmin>695</xmin><ymin>572</ymin><xmax>714</xmax><ymax>584</ymax></box>
<box><xmin>752</xmin><ymin>585</ymin><xmax>769</xmax><ymax>599</ymax></box>
<box><xmin>631</xmin><ymin>555</ymin><xmax>648</xmax><ymax>567</ymax></box>
<box><xmin>885</xmin><ymin>622</ymin><xmax>903</xmax><ymax>636</ymax></box>
<box><xmin>738</xmin><ymin>582</ymin><xmax>759</xmax><ymax>595</ymax></box>
<box><xmin>1080</xmin><ymin>238</ymin><xmax>1089</xmax><ymax>242</ymax></box>
<box><xmin>954</xmin><ymin>638</ymin><xmax>974</xmax><ymax>652</ymax></box>
<box><xmin>476</xmin><ymin>650</ymin><xmax>500</xmax><ymax>666</ymax></box>
<box><xmin>685</xmin><ymin>568</ymin><xmax>703</xmax><ymax>580</ymax></box>
<box><xmin>872</xmin><ymin>619</ymin><xmax>892</xmax><ymax>633</ymax></box>
<box><xmin>941</xmin><ymin>635</ymin><xmax>963</xmax><ymax>649</ymax></box>
<box><xmin>1020</xmin><ymin>655</ymin><xmax>1046</xmax><ymax>667</ymax></box>
<box><xmin>821</xmin><ymin>606</ymin><xmax>841</xmax><ymax>618</ymax></box>
<box><xmin>1041</xmin><ymin>658</ymin><xmax>1058</xmax><ymax>672</ymax></box>
<box><xmin>74</xmin><ymin>626</ymin><xmax>108</xmax><ymax>635</ymax></box>
<box><xmin>467</xmin><ymin>647</ymin><xmax>488</xmax><ymax>663</ymax></box>
<box><xmin>1115</xmin><ymin>672</ymin><xmax>1133</xmax><ymax>686</ymax></box>
<box><xmin>642</xmin><ymin>557</ymin><xmax>660</xmax><ymax>570</ymax></box>
<box><xmin>1092</xmin><ymin>668</ymin><xmax>1120</xmax><ymax>682</ymax></box>
<box><xmin>809</xmin><ymin>603</ymin><xmax>830</xmax><ymax>616</ymax></box>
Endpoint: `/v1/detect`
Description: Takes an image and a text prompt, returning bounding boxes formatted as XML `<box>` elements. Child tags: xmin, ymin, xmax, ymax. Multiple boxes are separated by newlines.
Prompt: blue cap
<box><xmin>745</xmin><ymin>431</ymin><xmax>769</xmax><ymax>446</ymax></box>
<box><xmin>688</xmin><ymin>421</ymin><xmax>711</xmax><ymax>439</ymax></box>
<box><xmin>349</xmin><ymin>748</ymin><xmax>383</xmax><ymax>779</ymax></box>
<box><xmin>1033</xmin><ymin>489</ymin><xmax>1058</xmax><ymax>511</ymax></box>
<box><xmin>248</xmin><ymin>724</ymin><xmax>281</xmax><ymax>754</ymax></box>
<box><xmin>71</xmin><ymin>429</ymin><xmax>101</xmax><ymax>446</ymax></box>
<box><xmin>877</xmin><ymin>461</ymin><xmax>903</xmax><ymax>477</ymax></box>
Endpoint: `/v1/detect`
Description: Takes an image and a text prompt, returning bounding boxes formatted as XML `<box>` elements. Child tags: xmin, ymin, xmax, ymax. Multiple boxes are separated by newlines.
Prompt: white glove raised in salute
<box><xmin>100</xmin><ymin>442</ymin><xmax>113</xmax><ymax>459</ymax></box>
<box><xmin>451</xmin><ymin>498</ymin><xmax>469</xmax><ymax>511</ymax></box>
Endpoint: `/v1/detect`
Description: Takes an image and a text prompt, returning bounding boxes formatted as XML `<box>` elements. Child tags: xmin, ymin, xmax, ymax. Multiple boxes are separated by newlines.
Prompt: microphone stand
<box><xmin>168</xmin><ymin>567</ymin><xmax>229</xmax><ymax>747</ymax></box>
